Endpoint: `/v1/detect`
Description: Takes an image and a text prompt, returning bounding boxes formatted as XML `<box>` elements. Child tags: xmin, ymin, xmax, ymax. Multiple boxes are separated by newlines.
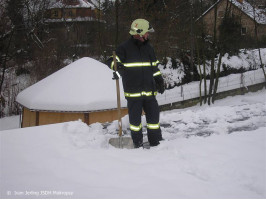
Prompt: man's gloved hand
<box><xmin>112</xmin><ymin>71</ymin><xmax>121</xmax><ymax>80</ymax></box>
<box><xmin>154</xmin><ymin>76</ymin><xmax>165</xmax><ymax>94</ymax></box>
<box><xmin>112</xmin><ymin>63</ymin><xmax>124</xmax><ymax>80</ymax></box>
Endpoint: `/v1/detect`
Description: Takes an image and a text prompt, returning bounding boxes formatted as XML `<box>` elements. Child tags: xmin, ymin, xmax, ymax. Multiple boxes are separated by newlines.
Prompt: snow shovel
<box><xmin>109</xmin><ymin>51</ymin><xmax>134</xmax><ymax>149</ymax></box>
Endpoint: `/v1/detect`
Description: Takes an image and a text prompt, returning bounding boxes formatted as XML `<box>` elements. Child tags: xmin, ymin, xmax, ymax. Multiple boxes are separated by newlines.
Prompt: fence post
<box><xmin>181</xmin><ymin>85</ymin><xmax>184</xmax><ymax>101</ymax></box>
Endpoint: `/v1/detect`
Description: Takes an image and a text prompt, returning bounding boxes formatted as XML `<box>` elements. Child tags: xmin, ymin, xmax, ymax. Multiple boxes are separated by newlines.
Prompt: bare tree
<box><xmin>251</xmin><ymin>0</ymin><xmax>266</xmax><ymax>82</ymax></box>
<box><xmin>207</xmin><ymin>0</ymin><xmax>218</xmax><ymax>105</ymax></box>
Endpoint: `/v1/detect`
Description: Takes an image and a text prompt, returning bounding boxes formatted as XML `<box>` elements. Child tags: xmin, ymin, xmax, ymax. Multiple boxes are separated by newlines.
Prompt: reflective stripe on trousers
<box><xmin>130</xmin><ymin>123</ymin><xmax>142</xmax><ymax>132</ymax></box>
<box><xmin>147</xmin><ymin>123</ymin><xmax>160</xmax><ymax>129</ymax></box>
<box><xmin>124</xmin><ymin>91</ymin><xmax>158</xmax><ymax>98</ymax></box>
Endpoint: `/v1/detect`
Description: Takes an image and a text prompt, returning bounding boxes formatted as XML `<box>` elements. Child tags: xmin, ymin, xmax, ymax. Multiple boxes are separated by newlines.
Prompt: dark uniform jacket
<box><xmin>107</xmin><ymin>37</ymin><xmax>163</xmax><ymax>99</ymax></box>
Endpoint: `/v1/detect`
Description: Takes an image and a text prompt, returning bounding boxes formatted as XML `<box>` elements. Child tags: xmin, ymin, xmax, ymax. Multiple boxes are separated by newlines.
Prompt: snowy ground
<box><xmin>0</xmin><ymin>89</ymin><xmax>266</xmax><ymax>198</ymax></box>
<box><xmin>0</xmin><ymin>115</ymin><xmax>20</xmax><ymax>131</ymax></box>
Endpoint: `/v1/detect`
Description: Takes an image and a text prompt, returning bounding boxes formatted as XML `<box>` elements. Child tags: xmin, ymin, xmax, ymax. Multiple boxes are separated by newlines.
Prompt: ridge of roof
<box><xmin>49</xmin><ymin>0</ymin><xmax>95</xmax><ymax>9</ymax></box>
<box><xmin>196</xmin><ymin>0</ymin><xmax>266</xmax><ymax>25</ymax></box>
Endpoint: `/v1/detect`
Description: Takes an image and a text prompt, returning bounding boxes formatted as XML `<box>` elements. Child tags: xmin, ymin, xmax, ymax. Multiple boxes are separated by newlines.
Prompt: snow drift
<box><xmin>1</xmin><ymin>90</ymin><xmax>266</xmax><ymax>198</ymax></box>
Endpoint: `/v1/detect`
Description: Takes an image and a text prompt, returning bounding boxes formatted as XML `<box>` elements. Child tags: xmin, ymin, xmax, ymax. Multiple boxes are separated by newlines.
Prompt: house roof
<box><xmin>49</xmin><ymin>0</ymin><xmax>95</xmax><ymax>9</ymax></box>
<box><xmin>197</xmin><ymin>0</ymin><xmax>266</xmax><ymax>25</ymax></box>
<box><xmin>16</xmin><ymin>57</ymin><xmax>127</xmax><ymax>112</ymax></box>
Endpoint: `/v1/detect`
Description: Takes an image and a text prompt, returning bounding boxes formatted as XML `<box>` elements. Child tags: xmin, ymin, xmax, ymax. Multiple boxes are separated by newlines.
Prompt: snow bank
<box><xmin>199</xmin><ymin>48</ymin><xmax>266</xmax><ymax>74</ymax></box>
<box><xmin>219</xmin><ymin>48</ymin><xmax>266</xmax><ymax>70</ymax></box>
<box><xmin>0</xmin><ymin>116</ymin><xmax>20</xmax><ymax>131</ymax></box>
<box><xmin>156</xmin><ymin>67</ymin><xmax>265</xmax><ymax>106</ymax></box>
<box><xmin>1</xmin><ymin>90</ymin><xmax>266</xmax><ymax>198</ymax></box>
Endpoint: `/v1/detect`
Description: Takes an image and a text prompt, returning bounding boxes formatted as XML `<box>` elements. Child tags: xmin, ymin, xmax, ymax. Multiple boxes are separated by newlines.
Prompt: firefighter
<box><xmin>107</xmin><ymin>19</ymin><xmax>165</xmax><ymax>148</ymax></box>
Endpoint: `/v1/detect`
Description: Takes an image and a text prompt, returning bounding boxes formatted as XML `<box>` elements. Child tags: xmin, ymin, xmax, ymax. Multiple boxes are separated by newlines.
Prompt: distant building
<box><xmin>44</xmin><ymin>0</ymin><xmax>104</xmax><ymax>57</ymax></box>
<box><xmin>197</xmin><ymin>0</ymin><xmax>266</xmax><ymax>40</ymax></box>
<box><xmin>45</xmin><ymin>0</ymin><xmax>102</xmax><ymax>23</ymax></box>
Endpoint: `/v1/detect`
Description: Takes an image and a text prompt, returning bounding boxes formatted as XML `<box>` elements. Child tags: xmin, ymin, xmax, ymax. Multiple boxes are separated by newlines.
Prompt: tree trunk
<box><xmin>196</xmin><ymin>41</ymin><xmax>202</xmax><ymax>106</ymax></box>
<box><xmin>208</xmin><ymin>1</ymin><xmax>218</xmax><ymax>105</ymax></box>
<box><xmin>203</xmin><ymin>56</ymin><xmax>207</xmax><ymax>104</ymax></box>
<box><xmin>115</xmin><ymin>0</ymin><xmax>120</xmax><ymax>48</ymax></box>
<box><xmin>208</xmin><ymin>55</ymin><xmax>215</xmax><ymax>105</ymax></box>
<box><xmin>212</xmin><ymin>52</ymin><xmax>222</xmax><ymax>103</ymax></box>
<box><xmin>0</xmin><ymin>29</ymin><xmax>14</xmax><ymax>98</ymax></box>
<box><xmin>252</xmin><ymin>5</ymin><xmax>266</xmax><ymax>82</ymax></box>
<box><xmin>190</xmin><ymin>0</ymin><xmax>195</xmax><ymax>82</ymax></box>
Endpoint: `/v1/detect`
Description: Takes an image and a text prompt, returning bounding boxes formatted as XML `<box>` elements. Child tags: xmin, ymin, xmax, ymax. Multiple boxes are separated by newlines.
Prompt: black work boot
<box><xmin>133</xmin><ymin>141</ymin><xmax>143</xmax><ymax>148</ymax></box>
<box><xmin>131</xmin><ymin>131</ymin><xmax>143</xmax><ymax>148</ymax></box>
<box><xmin>147</xmin><ymin>131</ymin><xmax>162</xmax><ymax>147</ymax></box>
<box><xmin>149</xmin><ymin>141</ymin><xmax>160</xmax><ymax>147</ymax></box>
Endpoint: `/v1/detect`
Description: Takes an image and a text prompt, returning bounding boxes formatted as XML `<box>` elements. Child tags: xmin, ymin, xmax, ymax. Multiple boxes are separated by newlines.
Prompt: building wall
<box><xmin>47</xmin><ymin>7</ymin><xmax>97</xmax><ymax>19</ymax></box>
<box><xmin>89</xmin><ymin>109</ymin><xmax>128</xmax><ymax>124</ymax></box>
<box><xmin>22</xmin><ymin>108</ymin><xmax>37</xmax><ymax>127</ymax></box>
<box><xmin>22</xmin><ymin>108</ymin><xmax>128</xmax><ymax>128</ymax></box>
<box><xmin>39</xmin><ymin>111</ymin><xmax>85</xmax><ymax>126</ymax></box>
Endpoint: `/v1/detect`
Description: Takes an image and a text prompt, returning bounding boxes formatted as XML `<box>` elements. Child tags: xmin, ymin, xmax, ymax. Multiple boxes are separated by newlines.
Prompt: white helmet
<box><xmin>129</xmin><ymin>19</ymin><xmax>154</xmax><ymax>36</ymax></box>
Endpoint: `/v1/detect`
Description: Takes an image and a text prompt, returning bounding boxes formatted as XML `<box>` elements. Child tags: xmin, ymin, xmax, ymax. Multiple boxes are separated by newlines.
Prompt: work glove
<box><xmin>154</xmin><ymin>76</ymin><xmax>165</xmax><ymax>94</ymax></box>
<box><xmin>112</xmin><ymin>63</ymin><xmax>124</xmax><ymax>80</ymax></box>
<box><xmin>112</xmin><ymin>71</ymin><xmax>121</xmax><ymax>80</ymax></box>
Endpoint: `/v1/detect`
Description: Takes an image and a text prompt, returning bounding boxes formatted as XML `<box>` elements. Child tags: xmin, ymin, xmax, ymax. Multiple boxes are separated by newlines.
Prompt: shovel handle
<box><xmin>113</xmin><ymin>51</ymin><xmax>122</xmax><ymax>137</ymax></box>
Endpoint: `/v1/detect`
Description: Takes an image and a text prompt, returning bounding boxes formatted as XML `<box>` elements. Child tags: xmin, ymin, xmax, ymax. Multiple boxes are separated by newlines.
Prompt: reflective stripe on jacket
<box><xmin>107</xmin><ymin>37</ymin><xmax>163</xmax><ymax>99</ymax></box>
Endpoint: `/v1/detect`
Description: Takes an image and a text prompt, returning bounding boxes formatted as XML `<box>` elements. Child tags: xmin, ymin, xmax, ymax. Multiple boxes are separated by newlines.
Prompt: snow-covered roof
<box><xmin>45</xmin><ymin>17</ymin><xmax>104</xmax><ymax>23</ymax></box>
<box><xmin>50</xmin><ymin>0</ymin><xmax>95</xmax><ymax>9</ymax></box>
<box><xmin>197</xmin><ymin>0</ymin><xmax>266</xmax><ymax>25</ymax></box>
<box><xmin>16</xmin><ymin>57</ymin><xmax>127</xmax><ymax>112</ymax></box>
<box><xmin>231</xmin><ymin>0</ymin><xmax>266</xmax><ymax>24</ymax></box>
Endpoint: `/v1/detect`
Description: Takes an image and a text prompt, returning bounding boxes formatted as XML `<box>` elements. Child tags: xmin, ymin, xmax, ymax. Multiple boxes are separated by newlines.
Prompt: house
<box><xmin>16</xmin><ymin>57</ymin><xmax>128</xmax><ymax>128</ymax></box>
<box><xmin>44</xmin><ymin>0</ymin><xmax>104</xmax><ymax>57</ymax></box>
<box><xmin>45</xmin><ymin>0</ymin><xmax>102</xmax><ymax>22</ymax></box>
<box><xmin>197</xmin><ymin>0</ymin><xmax>266</xmax><ymax>40</ymax></box>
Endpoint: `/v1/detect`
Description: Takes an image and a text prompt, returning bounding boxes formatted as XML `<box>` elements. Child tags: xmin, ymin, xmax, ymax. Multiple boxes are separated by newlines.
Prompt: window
<box><xmin>241</xmin><ymin>27</ymin><xmax>247</xmax><ymax>35</ymax></box>
<box><xmin>218</xmin><ymin>10</ymin><xmax>225</xmax><ymax>18</ymax></box>
<box><xmin>64</xmin><ymin>9</ymin><xmax>76</xmax><ymax>18</ymax></box>
<box><xmin>52</xmin><ymin>10</ymin><xmax>59</xmax><ymax>18</ymax></box>
<box><xmin>67</xmin><ymin>0</ymin><xmax>78</xmax><ymax>3</ymax></box>
<box><xmin>68</xmin><ymin>10</ymin><xmax>73</xmax><ymax>17</ymax></box>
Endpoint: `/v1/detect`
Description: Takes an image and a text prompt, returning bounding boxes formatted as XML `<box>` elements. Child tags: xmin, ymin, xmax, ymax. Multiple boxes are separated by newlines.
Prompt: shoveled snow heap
<box><xmin>16</xmin><ymin>57</ymin><xmax>127</xmax><ymax>112</ymax></box>
<box><xmin>1</xmin><ymin>90</ymin><xmax>266</xmax><ymax>198</ymax></box>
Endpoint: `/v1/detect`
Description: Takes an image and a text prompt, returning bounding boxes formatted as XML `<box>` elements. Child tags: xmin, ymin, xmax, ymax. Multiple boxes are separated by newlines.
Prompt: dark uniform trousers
<box><xmin>127</xmin><ymin>97</ymin><xmax>162</xmax><ymax>146</ymax></box>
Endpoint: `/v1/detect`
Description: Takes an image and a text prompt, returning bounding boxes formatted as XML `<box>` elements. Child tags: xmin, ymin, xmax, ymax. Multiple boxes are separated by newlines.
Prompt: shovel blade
<box><xmin>109</xmin><ymin>137</ymin><xmax>134</xmax><ymax>149</ymax></box>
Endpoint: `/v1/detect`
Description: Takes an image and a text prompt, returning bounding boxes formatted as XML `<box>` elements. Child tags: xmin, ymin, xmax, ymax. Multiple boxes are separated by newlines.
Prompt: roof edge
<box><xmin>16</xmin><ymin>101</ymin><xmax>127</xmax><ymax>114</ymax></box>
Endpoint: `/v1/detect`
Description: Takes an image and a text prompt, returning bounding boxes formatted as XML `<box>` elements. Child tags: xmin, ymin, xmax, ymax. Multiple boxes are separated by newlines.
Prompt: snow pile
<box><xmin>0</xmin><ymin>115</ymin><xmax>20</xmax><ymax>131</ymax></box>
<box><xmin>1</xmin><ymin>90</ymin><xmax>266</xmax><ymax>198</ymax></box>
<box><xmin>198</xmin><ymin>48</ymin><xmax>266</xmax><ymax>75</ymax></box>
<box><xmin>16</xmin><ymin>57</ymin><xmax>126</xmax><ymax>112</ymax></box>
<box><xmin>219</xmin><ymin>48</ymin><xmax>266</xmax><ymax>71</ymax></box>
<box><xmin>158</xmin><ymin>57</ymin><xmax>185</xmax><ymax>88</ymax></box>
<box><xmin>63</xmin><ymin>120</ymin><xmax>107</xmax><ymax>149</ymax></box>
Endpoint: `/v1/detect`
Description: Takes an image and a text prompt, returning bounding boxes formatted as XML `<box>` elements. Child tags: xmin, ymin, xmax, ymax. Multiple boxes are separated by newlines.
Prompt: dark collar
<box><xmin>130</xmin><ymin>36</ymin><xmax>149</xmax><ymax>48</ymax></box>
